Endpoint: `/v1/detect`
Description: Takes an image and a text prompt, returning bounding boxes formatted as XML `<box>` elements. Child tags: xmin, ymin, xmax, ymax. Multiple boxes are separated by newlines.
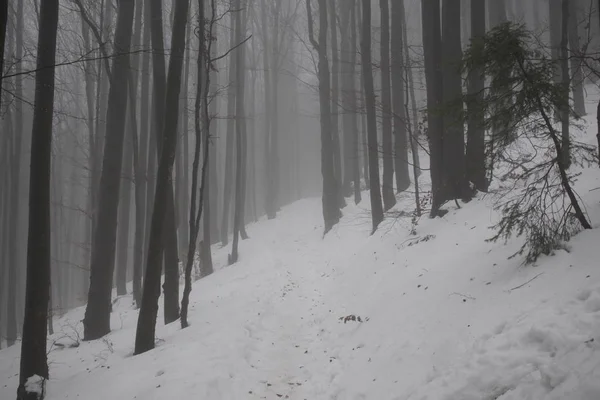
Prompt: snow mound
<box><xmin>408</xmin><ymin>287</ymin><xmax>600</xmax><ymax>400</ymax></box>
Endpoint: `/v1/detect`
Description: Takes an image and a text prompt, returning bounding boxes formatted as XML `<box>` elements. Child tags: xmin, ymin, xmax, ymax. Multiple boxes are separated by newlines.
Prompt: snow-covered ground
<box><xmin>2</xmin><ymin>114</ymin><xmax>600</xmax><ymax>400</ymax></box>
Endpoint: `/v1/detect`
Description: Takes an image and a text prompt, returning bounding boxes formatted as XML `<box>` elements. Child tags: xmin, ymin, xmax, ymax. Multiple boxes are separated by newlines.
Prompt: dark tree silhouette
<box><xmin>361</xmin><ymin>0</ymin><xmax>384</xmax><ymax>232</ymax></box>
<box><xmin>135</xmin><ymin>0</ymin><xmax>189</xmax><ymax>355</ymax></box>
<box><xmin>16</xmin><ymin>0</ymin><xmax>59</xmax><ymax>397</ymax></box>
<box><xmin>83</xmin><ymin>0</ymin><xmax>136</xmax><ymax>341</ymax></box>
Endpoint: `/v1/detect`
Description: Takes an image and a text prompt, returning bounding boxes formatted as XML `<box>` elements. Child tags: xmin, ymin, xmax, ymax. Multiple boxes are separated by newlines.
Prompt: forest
<box><xmin>2</xmin><ymin>0</ymin><xmax>600</xmax><ymax>399</ymax></box>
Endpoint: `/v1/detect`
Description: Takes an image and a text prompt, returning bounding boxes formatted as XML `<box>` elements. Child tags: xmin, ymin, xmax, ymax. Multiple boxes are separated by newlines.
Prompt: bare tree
<box><xmin>422</xmin><ymin>0</ymin><xmax>445</xmax><ymax>216</ymax></box>
<box><xmin>135</xmin><ymin>0</ymin><xmax>189</xmax><ymax>354</ymax></box>
<box><xmin>466</xmin><ymin>0</ymin><xmax>487</xmax><ymax>191</ymax></box>
<box><xmin>16</xmin><ymin>0</ymin><xmax>59</xmax><ymax>397</ymax></box>
<box><xmin>380</xmin><ymin>0</ymin><xmax>397</xmax><ymax>210</ymax></box>
<box><xmin>391</xmin><ymin>0</ymin><xmax>411</xmax><ymax>194</ymax></box>
<box><xmin>307</xmin><ymin>0</ymin><xmax>341</xmax><ymax>234</ymax></box>
<box><xmin>361</xmin><ymin>0</ymin><xmax>384</xmax><ymax>232</ymax></box>
<box><xmin>83</xmin><ymin>0</ymin><xmax>136</xmax><ymax>341</ymax></box>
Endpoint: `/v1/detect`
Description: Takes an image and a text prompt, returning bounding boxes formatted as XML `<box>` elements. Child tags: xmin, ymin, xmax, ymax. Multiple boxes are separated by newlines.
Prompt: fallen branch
<box><xmin>509</xmin><ymin>272</ymin><xmax>544</xmax><ymax>292</ymax></box>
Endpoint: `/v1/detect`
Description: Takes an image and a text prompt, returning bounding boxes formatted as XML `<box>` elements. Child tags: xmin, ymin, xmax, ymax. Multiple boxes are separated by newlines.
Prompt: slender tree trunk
<box><xmin>391</xmin><ymin>0</ymin><xmax>411</xmax><ymax>194</ymax></box>
<box><xmin>220</xmin><ymin>15</ymin><xmax>237</xmax><ymax>245</ymax></box>
<box><xmin>133</xmin><ymin>0</ymin><xmax>151</xmax><ymax>308</ymax></box>
<box><xmin>362</xmin><ymin>0</ymin><xmax>384</xmax><ymax>232</ymax></box>
<box><xmin>115</xmin><ymin>127</ymin><xmax>133</xmax><ymax>296</ymax></box>
<box><xmin>568</xmin><ymin>0</ymin><xmax>585</xmax><ymax>117</ymax></box>
<box><xmin>466</xmin><ymin>0</ymin><xmax>487</xmax><ymax>191</ymax></box>
<box><xmin>135</xmin><ymin>0</ymin><xmax>189</xmax><ymax>354</ymax></box>
<box><xmin>260</xmin><ymin>0</ymin><xmax>275</xmax><ymax>220</ymax></box>
<box><xmin>16</xmin><ymin>0</ymin><xmax>59</xmax><ymax>397</ymax></box>
<box><xmin>83</xmin><ymin>0</ymin><xmax>135</xmax><ymax>341</ymax></box>
<box><xmin>329</xmin><ymin>0</ymin><xmax>346</xmax><ymax>209</ymax></box>
<box><xmin>340</xmin><ymin>0</ymin><xmax>359</xmax><ymax>201</ymax></box>
<box><xmin>357</xmin><ymin>2</ymin><xmax>369</xmax><ymax>188</ymax></box>
<box><xmin>380</xmin><ymin>0</ymin><xmax>397</xmax><ymax>210</ymax></box>
<box><xmin>7</xmin><ymin>0</ymin><xmax>24</xmax><ymax>347</ymax></box>
<box><xmin>270</xmin><ymin>2</ymin><xmax>282</xmax><ymax>213</ymax></box>
<box><xmin>307</xmin><ymin>0</ymin><xmax>341</xmax><ymax>233</ymax></box>
<box><xmin>0</xmin><ymin>0</ymin><xmax>7</xmax><ymax>111</ymax></box>
<box><xmin>561</xmin><ymin>0</ymin><xmax>571</xmax><ymax>167</ymax></box>
<box><xmin>422</xmin><ymin>0</ymin><xmax>445</xmax><ymax>216</ymax></box>
<box><xmin>442</xmin><ymin>0</ymin><xmax>470</xmax><ymax>201</ymax></box>
<box><xmin>350</xmin><ymin>3</ymin><xmax>362</xmax><ymax>204</ymax></box>
<box><xmin>401</xmin><ymin>0</ymin><xmax>421</xmax><ymax>176</ymax></box>
<box><xmin>230</xmin><ymin>0</ymin><xmax>247</xmax><ymax>265</ymax></box>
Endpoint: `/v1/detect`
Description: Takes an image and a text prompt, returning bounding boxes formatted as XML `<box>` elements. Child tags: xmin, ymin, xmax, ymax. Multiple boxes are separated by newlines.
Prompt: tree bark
<box><xmin>391</xmin><ymin>0</ymin><xmax>411</xmax><ymax>194</ymax></box>
<box><xmin>422</xmin><ymin>0</ymin><xmax>445</xmax><ymax>216</ymax></box>
<box><xmin>380</xmin><ymin>0</ymin><xmax>397</xmax><ymax>210</ymax></box>
<box><xmin>329</xmin><ymin>0</ymin><xmax>346</xmax><ymax>209</ymax></box>
<box><xmin>135</xmin><ymin>0</ymin><xmax>189</xmax><ymax>354</ymax></box>
<box><xmin>16</xmin><ymin>0</ymin><xmax>59</xmax><ymax>397</ymax></box>
<box><xmin>466</xmin><ymin>0</ymin><xmax>487</xmax><ymax>191</ymax></box>
<box><xmin>361</xmin><ymin>0</ymin><xmax>384</xmax><ymax>232</ymax></box>
<box><xmin>230</xmin><ymin>0</ymin><xmax>247</xmax><ymax>265</ymax></box>
<box><xmin>220</xmin><ymin>15</ymin><xmax>237</xmax><ymax>245</ymax></box>
<box><xmin>7</xmin><ymin>0</ymin><xmax>24</xmax><ymax>347</ymax></box>
<box><xmin>307</xmin><ymin>0</ymin><xmax>341</xmax><ymax>234</ymax></box>
<box><xmin>83</xmin><ymin>0</ymin><xmax>135</xmax><ymax>341</ymax></box>
<box><xmin>442</xmin><ymin>0</ymin><xmax>470</xmax><ymax>201</ymax></box>
<box><xmin>561</xmin><ymin>0</ymin><xmax>571</xmax><ymax>168</ymax></box>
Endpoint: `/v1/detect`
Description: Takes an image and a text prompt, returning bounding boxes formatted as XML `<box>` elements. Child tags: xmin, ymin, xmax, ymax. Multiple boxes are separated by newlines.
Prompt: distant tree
<box><xmin>16</xmin><ymin>0</ymin><xmax>59</xmax><ymax>398</ymax></box>
<box><xmin>361</xmin><ymin>0</ymin><xmax>384</xmax><ymax>231</ymax></box>
<box><xmin>391</xmin><ymin>0</ymin><xmax>411</xmax><ymax>194</ymax></box>
<box><xmin>83</xmin><ymin>0</ymin><xmax>136</xmax><ymax>341</ymax></box>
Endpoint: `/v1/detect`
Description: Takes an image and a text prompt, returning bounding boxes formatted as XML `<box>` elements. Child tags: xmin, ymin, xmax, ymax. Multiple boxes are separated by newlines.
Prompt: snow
<box><xmin>24</xmin><ymin>375</ymin><xmax>45</xmax><ymax>397</ymax></box>
<box><xmin>2</xmin><ymin>105</ymin><xmax>600</xmax><ymax>400</ymax></box>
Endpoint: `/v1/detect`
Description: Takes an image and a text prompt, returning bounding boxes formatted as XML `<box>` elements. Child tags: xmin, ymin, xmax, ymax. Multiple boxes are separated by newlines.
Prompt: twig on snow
<box><xmin>509</xmin><ymin>272</ymin><xmax>545</xmax><ymax>292</ymax></box>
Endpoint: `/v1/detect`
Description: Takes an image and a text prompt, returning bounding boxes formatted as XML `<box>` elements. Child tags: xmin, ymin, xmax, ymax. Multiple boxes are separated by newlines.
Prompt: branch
<box><xmin>306</xmin><ymin>0</ymin><xmax>319</xmax><ymax>52</ymax></box>
<box><xmin>1</xmin><ymin>49</ymin><xmax>148</xmax><ymax>81</ymax></box>
<box><xmin>210</xmin><ymin>34</ymin><xmax>252</xmax><ymax>63</ymax></box>
<box><xmin>71</xmin><ymin>0</ymin><xmax>112</xmax><ymax>81</ymax></box>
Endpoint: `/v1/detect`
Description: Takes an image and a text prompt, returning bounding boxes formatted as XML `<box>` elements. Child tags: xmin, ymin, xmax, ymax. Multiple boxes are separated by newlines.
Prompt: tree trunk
<box><xmin>329</xmin><ymin>0</ymin><xmax>346</xmax><ymax>209</ymax></box>
<box><xmin>350</xmin><ymin>3</ymin><xmax>362</xmax><ymax>204</ymax></box>
<box><xmin>362</xmin><ymin>0</ymin><xmax>384</xmax><ymax>232</ymax></box>
<box><xmin>442</xmin><ymin>0</ymin><xmax>470</xmax><ymax>201</ymax></box>
<box><xmin>16</xmin><ymin>0</ymin><xmax>59</xmax><ymax>397</ymax></box>
<box><xmin>0</xmin><ymin>0</ymin><xmax>7</xmax><ymax>111</ymax></box>
<box><xmin>220</xmin><ymin>15</ymin><xmax>237</xmax><ymax>245</ymax></box>
<box><xmin>391</xmin><ymin>0</ymin><xmax>411</xmax><ymax>194</ymax></box>
<box><xmin>380</xmin><ymin>0</ymin><xmax>397</xmax><ymax>210</ymax></box>
<box><xmin>133</xmin><ymin>0</ymin><xmax>151</xmax><ymax>308</ymax></box>
<box><xmin>340</xmin><ymin>0</ymin><xmax>360</xmax><ymax>202</ymax></box>
<box><xmin>7</xmin><ymin>0</ymin><xmax>24</xmax><ymax>347</ymax></box>
<box><xmin>422</xmin><ymin>0</ymin><xmax>445</xmax><ymax>216</ymax></box>
<box><xmin>135</xmin><ymin>0</ymin><xmax>189</xmax><ymax>355</ymax></box>
<box><xmin>568</xmin><ymin>0</ymin><xmax>585</xmax><ymax>117</ymax></box>
<box><xmin>561</xmin><ymin>0</ymin><xmax>571</xmax><ymax>168</ymax></box>
<box><xmin>307</xmin><ymin>0</ymin><xmax>341</xmax><ymax>234</ymax></box>
<box><xmin>230</xmin><ymin>0</ymin><xmax>247</xmax><ymax>265</ymax></box>
<box><xmin>83</xmin><ymin>0</ymin><xmax>135</xmax><ymax>341</ymax></box>
<box><xmin>466</xmin><ymin>0</ymin><xmax>487</xmax><ymax>191</ymax></box>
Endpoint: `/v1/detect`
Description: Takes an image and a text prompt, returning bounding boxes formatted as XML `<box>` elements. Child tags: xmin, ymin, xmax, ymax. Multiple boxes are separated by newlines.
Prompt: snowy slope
<box><xmin>2</xmin><ymin>118</ymin><xmax>600</xmax><ymax>400</ymax></box>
